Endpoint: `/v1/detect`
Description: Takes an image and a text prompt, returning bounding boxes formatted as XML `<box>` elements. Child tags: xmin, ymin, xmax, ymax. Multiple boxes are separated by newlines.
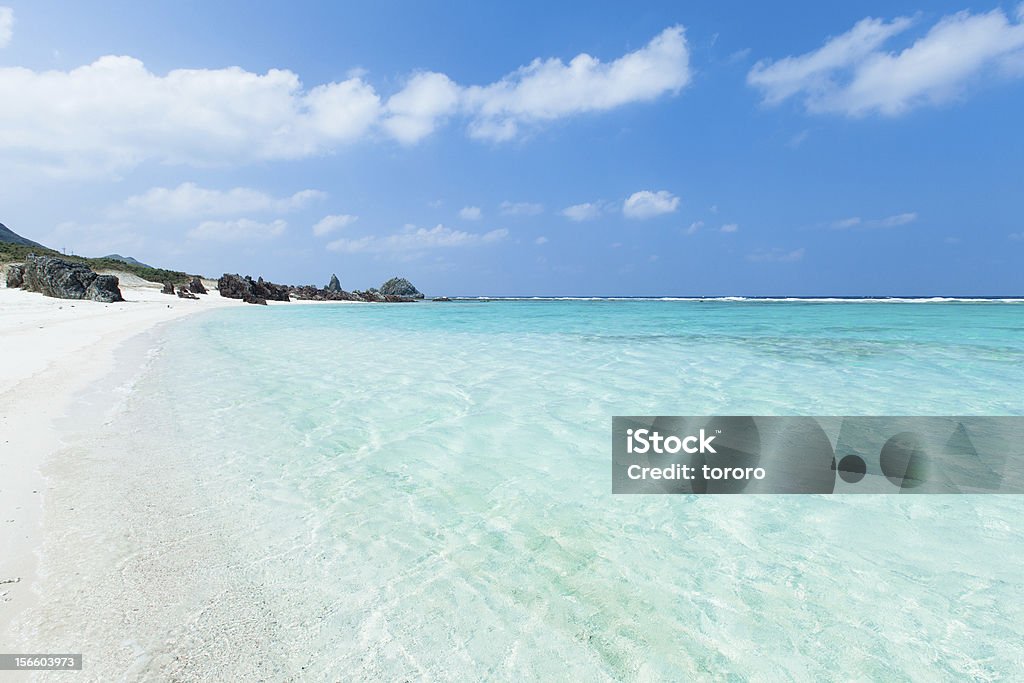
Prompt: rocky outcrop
<box><xmin>5</xmin><ymin>264</ymin><xmax>24</xmax><ymax>288</ymax></box>
<box><xmin>177</xmin><ymin>285</ymin><xmax>198</xmax><ymax>300</ymax></box>
<box><xmin>432</xmin><ymin>297</ymin><xmax>451</xmax><ymax>302</ymax></box>
<box><xmin>161</xmin><ymin>282</ymin><xmax>175</xmax><ymax>295</ymax></box>
<box><xmin>188</xmin><ymin>276</ymin><xmax>207</xmax><ymax>294</ymax></box>
<box><xmin>379</xmin><ymin>277</ymin><xmax>424</xmax><ymax>299</ymax></box>
<box><xmin>289</xmin><ymin>284</ymin><xmax>359</xmax><ymax>302</ymax></box>
<box><xmin>21</xmin><ymin>255</ymin><xmax>124</xmax><ymax>302</ymax></box>
<box><xmin>85</xmin><ymin>275</ymin><xmax>124</xmax><ymax>303</ymax></box>
<box><xmin>217</xmin><ymin>273</ymin><xmax>289</xmax><ymax>305</ymax></box>
<box><xmin>289</xmin><ymin>283</ymin><xmax>417</xmax><ymax>303</ymax></box>
<box><xmin>326</xmin><ymin>274</ymin><xmax>341</xmax><ymax>292</ymax></box>
<box><xmin>217</xmin><ymin>273</ymin><xmax>419</xmax><ymax>305</ymax></box>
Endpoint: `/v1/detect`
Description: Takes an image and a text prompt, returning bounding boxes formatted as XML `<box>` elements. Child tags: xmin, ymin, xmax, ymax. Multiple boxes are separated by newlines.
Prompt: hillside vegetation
<box><xmin>0</xmin><ymin>241</ymin><xmax>193</xmax><ymax>286</ymax></box>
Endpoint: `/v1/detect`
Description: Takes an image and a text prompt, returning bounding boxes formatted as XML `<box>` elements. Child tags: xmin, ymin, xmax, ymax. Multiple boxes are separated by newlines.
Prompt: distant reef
<box><xmin>7</xmin><ymin>255</ymin><xmax>124</xmax><ymax>303</ymax></box>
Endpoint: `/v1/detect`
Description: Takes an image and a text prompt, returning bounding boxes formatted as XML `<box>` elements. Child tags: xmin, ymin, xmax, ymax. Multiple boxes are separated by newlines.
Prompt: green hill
<box><xmin>1</xmin><ymin>223</ymin><xmax>194</xmax><ymax>285</ymax></box>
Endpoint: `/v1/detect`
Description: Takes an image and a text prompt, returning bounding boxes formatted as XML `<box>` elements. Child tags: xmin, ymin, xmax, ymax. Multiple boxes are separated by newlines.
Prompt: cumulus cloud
<box><xmin>622</xmin><ymin>190</ymin><xmax>679</xmax><ymax>219</ymax></box>
<box><xmin>459</xmin><ymin>206</ymin><xmax>482</xmax><ymax>220</ymax></box>
<box><xmin>0</xmin><ymin>7</ymin><xmax>12</xmax><ymax>48</ymax></box>
<box><xmin>535</xmin><ymin>236</ymin><xmax>548</xmax><ymax>245</ymax></box>
<box><xmin>381</xmin><ymin>71</ymin><xmax>461</xmax><ymax>144</ymax></box>
<box><xmin>830</xmin><ymin>212</ymin><xmax>917</xmax><ymax>229</ymax></box>
<box><xmin>0</xmin><ymin>57</ymin><xmax>384</xmax><ymax>175</ymax></box>
<box><xmin>187</xmin><ymin>218</ymin><xmax>287</xmax><ymax>242</ymax></box>
<box><xmin>312</xmin><ymin>213</ymin><xmax>358</xmax><ymax>236</ymax></box>
<box><xmin>326</xmin><ymin>224</ymin><xmax>507</xmax><ymax>254</ymax></box>
<box><xmin>0</xmin><ymin>26</ymin><xmax>691</xmax><ymax>174</ymax></box>
<box><xmin>561</xmin><ymin>202</ymin><xmax>603</xmax><ymax>222</ymax></box>
<box><xmin>500</xmin><ymin>201</ymin><xmax>544</xmax><ymax>216</ymax></box>
<box><xmin>720</xmin><ymin>223</ymin><xmax>739</xmax><ymax>233</ymax></box>
<box><xmin>115</xmin><ymin>182</ymin><xmax>324</xmax><ymax>219</ymax></box>
<box><xmin>464</xmin><ymin>25</ymin><xmax>691</xmax><ymax>140</ymax></box>
<box><xmin>747</xmin><ymin>247</ymin><xmax>805</xmax><ymax>263</ymax></box>
<box><xmin>685</xmin><ymin>220</ymin><xmax>703</xmax><ymax>235</ymax></box>
<box><xmin>748</xmin><ymin>7</ymin><xmax>1024</xmax><ymax>116</ymax></box>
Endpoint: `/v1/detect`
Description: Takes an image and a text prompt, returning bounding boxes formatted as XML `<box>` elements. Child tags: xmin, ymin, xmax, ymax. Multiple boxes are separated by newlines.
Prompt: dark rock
<box><xmin>432</xmin><ymin>297</ymin><xmax>451</xmax><ymax>302</ymax></box>
<box><xmin>86</xmin><ymin>275</ymin><xmax>125</xmax><ymax>303</ymax></box>
<box><xmin>217</xmin><ymin>273</ymin><xmax>289</xmax><ymax>304</ymax></box>
<box><xmin>379</xmin><ymin>277</ymin><xmax>424</xmax><ymax>299</ymax></box>
<box><xmin>253</xmin><ymin>276</ymin><xmax>290</xmax><ymax>302</ymax></box>
<box><xmin>161</xmin><ymin>282</ymin><xmax>176</xmax><ymax>295</ymax></box>
<box><xmin>5</xmin><ymin>264</ymin><xmax>24</xmax><ymax>288</ymax></box>
<box><xmin>177</xmin><ymin>285</ymin><xmax>199</xmax><ymax>300</ymax></box>
<box><xmin>354</xmin><ymin>289</ymin><xmax>385</xmax><ymax>302</ymax></box>
<box><xmin>188</xmin><ymin>276</ymin><xmax>207</xmax><ymax>294</ymax></box>
<box><xmin>22</xmin><ymin>255</ymin><xmax>124</xmax><ymax>302</ymax></box>
<box><xmin>326</xmin><ymin>274</ymin><xmax>341</xmax><ymax>292</ymax></box>
<box><xmin>289</xmin><ymin>284</ymin><xmax>359</xmax><ymax>302</ymax></box>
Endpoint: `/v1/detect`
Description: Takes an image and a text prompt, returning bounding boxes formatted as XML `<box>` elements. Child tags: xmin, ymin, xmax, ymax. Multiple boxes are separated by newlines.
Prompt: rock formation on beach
<box><xmin>215</xmin><ymin>272</ymin><xmax>425</xmax><ymax>305</ymax></box>
<box><xmin>177</xmin><ymin>285</ymin><xmax>199</xmax><ymax>300</ymax></box>
<box><xmin>379</xmin><ymin>277</ymin><xmax>424</xmax><ymax>299</ymax></box>
<box><xmin>6</xmin><ymin>263</ymin><xmax>24</xmax><ymax>288</ymax></box>
<box><xmin>217</xmin><ymin>273</ymin><xmax>290</xmax><ymax>305</ymax></box>
<box><xmin>161</xmin><ymin>282</ymin><xmax>175</xmax><ymax>295</ymax></box>
<box><xmin>188</xmin><ymin>276</ymin><xmax>208</xmax><ymax>294</ymax></box>
<box><xmin>18</xmin><ymin>255</ymin><xmax>124</xmax><ymax>303</ymax></box>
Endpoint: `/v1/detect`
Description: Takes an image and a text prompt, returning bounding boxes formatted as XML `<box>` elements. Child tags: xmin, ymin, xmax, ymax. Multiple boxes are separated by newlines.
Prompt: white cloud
<box><xmin>534</xmin><ymin>236</ymin><xmax>548</xmax><ymax>245</ymax></box>
<box><xmin>500</xmin><ymin>200</ymin><xmax>544</xmax><ymax>216</ymax></box>
<box><xmin>623</xmin><ymin>190</ymin><xmax>679</xmax><ymax>219</ymax></box>
<box><xmin>749</xmin><ymin>7</ymin><xmax>1024</xmax><ymax>116</ymax></box>
<box><xmin>561</xmin><ymin>202</ymin><xmax>602</xmax><ymax>222</ymax></box>
<box><xmin>871</xmin><ymin>212</ymin><xmax>918</xmax><ymax>227</ymax></box>
<box><xmin>0</xmin><ymin>26</ymin><xmax>691</xmax><ymax>174</ymax></box>
<box><xmin>0</xmin><ymin>7</ymin><xmax>12</xmax><ymax>48</ymax></box>
<box><xmin>720</xmin><ymin>223</ymin><xmax>739</xmax><ymax>233</ymax></box>
<box><xmin>0</xmin><ymin>57</ymin><xmax>382</xmax><ymax>175</ymax></box>
<box><xmin>747</xmin><ymin>247</ymin><xmax>805</xmax><ymax>263</ymax></box>
<box><xmin>326</xmin><ymin>224</ymin><xmax>507</xmax><ymax>254</ymax></box>
<box><xmin>831</xmin><ymin>216</ymin><xmax>863</xmax><ymax>229</ymax></box>
<box><xmin>382</xmin><ymin>71</ymin><xmax>461</xmax><ymax>144</ymax></box>
<box><xmin>187</xmin><ymin>218</ymin><xmax>287</xmax><ymax>242</ymax></box>
<box><xmin>459</xmin><ymin>206</ymin><xmax>482</xmax><ymax>220</ymax></box>
<box><xmin>830</xmin><ymin>212</ymin><xmax>917</xmax><ymax>229</ymax></box>
<box><xmin>685</xmin><ymin>220</ymin><xmax>703</xmax><ymax>235</ymax></box>
<box><xmin>312</xmin><ymin>213</ymin><xmax>358</xmax><ymax>236</ymax></box>
<box><xmin>464</xmin><ymin>25</ymin><xmax>691</xmax><ymax>140</ymax></box>
<box><xmin>116</xmin><ymin>182</ymin><xmax>324</xmax><ymax>220</ymax></box>
<box><xmin>1009</xmin><ymin>232</ymin><xmax>1024</xmax><ymax>241</ymax></box>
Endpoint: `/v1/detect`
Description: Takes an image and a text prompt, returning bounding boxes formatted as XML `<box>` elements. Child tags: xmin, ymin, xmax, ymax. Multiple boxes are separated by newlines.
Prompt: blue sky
<box><xmin>0</xmin><ymin>1</ymin><xmax>1022</xmax><ymax>296</ymax></box>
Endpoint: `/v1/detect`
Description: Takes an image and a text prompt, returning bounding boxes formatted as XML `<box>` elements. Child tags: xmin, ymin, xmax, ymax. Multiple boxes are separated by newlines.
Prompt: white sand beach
<box><xmin>0</xmin><ymin>275</ymin><xmax>270</xmax><ymax>642</ymax></box>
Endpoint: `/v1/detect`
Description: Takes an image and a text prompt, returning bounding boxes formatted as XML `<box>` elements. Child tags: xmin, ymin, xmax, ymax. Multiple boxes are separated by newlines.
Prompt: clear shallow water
<box><xmin>44</xmin><ymin>302</ymin><xmax>1024</xmax><ymax>679</ymax></box>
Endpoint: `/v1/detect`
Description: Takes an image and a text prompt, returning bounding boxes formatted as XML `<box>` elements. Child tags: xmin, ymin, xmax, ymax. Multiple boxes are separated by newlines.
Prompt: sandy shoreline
<box><xmin>0</xmin><ymin>277</ymin><xmax>342</xmax><ymax>648</ymax></box>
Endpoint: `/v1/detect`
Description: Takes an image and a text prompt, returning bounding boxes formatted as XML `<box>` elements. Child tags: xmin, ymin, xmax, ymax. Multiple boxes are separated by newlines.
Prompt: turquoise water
<box><xmin>109</xmin><ymin>302</ymin><xmax>1024</xmax><ymax>678</ymax></box>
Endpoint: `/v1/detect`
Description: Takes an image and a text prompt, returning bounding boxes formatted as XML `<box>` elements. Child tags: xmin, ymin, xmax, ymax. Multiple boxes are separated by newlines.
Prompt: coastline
<box><xmin>0</xmin><ymin>280</ymin><xmax>340</xmax><ymax>644</ymax></box>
